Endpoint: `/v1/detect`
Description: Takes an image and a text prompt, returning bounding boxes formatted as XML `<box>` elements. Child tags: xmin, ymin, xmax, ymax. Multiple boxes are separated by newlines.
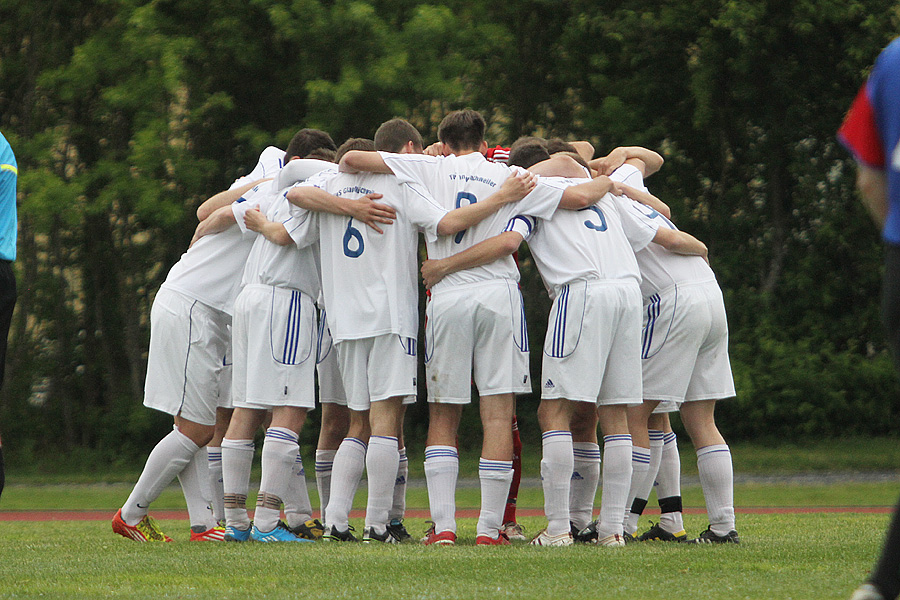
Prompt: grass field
<box><xmin>1</xmin><ymin>478</ymin><xmax>897</xmax><ymax>599</ymax></box>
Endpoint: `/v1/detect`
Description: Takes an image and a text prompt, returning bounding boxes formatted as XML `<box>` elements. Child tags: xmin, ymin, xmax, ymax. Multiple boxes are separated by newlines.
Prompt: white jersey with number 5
<box><xmin>379</xmin><ymin>151</ymin><xmax>566</xmax><ymax>291</ymax></box>
<box><xmin>299</xmin><ymin>170</ymin><xmax>447</xmax><ymax>342</ymax></box>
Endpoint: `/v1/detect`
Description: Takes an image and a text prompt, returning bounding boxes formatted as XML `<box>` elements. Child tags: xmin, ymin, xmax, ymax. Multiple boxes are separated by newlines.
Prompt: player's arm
<box><xmin>616</xmin><ymin>183</ymin><xmax>672</xmax><ymax>219</ymax></box>
<box><xmin>558</xmin><ymin>175</ymin><xmax>623</xmax><ymax>210</ymax></box>
<box><xmin>855</xmin><ymin>163</ymin><xmax>888</xmax><ymax>229</ymax></box>
<box><xmin>243</xmin><ymin>208</ymin><xmax>292</xmax><ymax>246</ymax></box>
<box><xmin>422</xmin><ymin>230</ymin><xmax>525</xmax><ymax>289</ymax></box>
<box><xmin>285</xmin><ymin>186</ymin><xmax>395</xmax><ymax>233</ymax></box>
<box><xmin>190</xmin><ymin>204</ymin><xmax>236</xmax><ymax>246</ymax></box>
<box><xmin>590</xmin><ymin>146</ymin><xmax>664</xmax><ymax>177</ymax></box>
<box><xmin>651</xmin><ymin>227</ymin><xmax>708</xmax><ymax>260</ymax></box>
<box><xmin>339</xmin><ymin>150</ymin><xmax>394</xmax><ymax>175</ymax></box>
<box><xmin>570</xmin><ymin>141</ymin><xmax>595</xmax><ymax>163</ymax></box>
<box><xmin>197</xmin><ymin>178</ymin><xmax>272</xmax><ymax>221</ymax></box>
<box><xmin>529</xmin><ymin>154</ymin><xmax>589</xmax><ymax>179</ymax></box>
<box><xmin>435</xmin><ymin>171</ymin><xmax>536</xmax><ymax>235</ymax></box>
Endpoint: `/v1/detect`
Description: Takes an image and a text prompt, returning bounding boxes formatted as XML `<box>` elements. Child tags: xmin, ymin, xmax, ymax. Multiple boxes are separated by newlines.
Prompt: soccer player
<box><xmin>0</xmin><ymin>130</ymin><xmax>17</xmax><ymax>502</ymax></box>
<box><xmin>606</xmin><ymin>163</ymin><xmax>738</xmax><ymax>544</ymax></box>
<box><xmin>341</xmin><ymin>111</ymin><xmax>624</xmax><ymax>545</ymax></box>
<box><xmin>111</xmin><ymin>144</ymin><xmax>288</xmax><ymax>543</ymax></box>
<box><xmin>288</xmin><ymin>117</ymin><xmax>535</xmax><ymax>543</ymax></box>
<box><xmin>840</xmin><ymin>36</ymin><xmax>900</xmax><ymax>600</ymax></box>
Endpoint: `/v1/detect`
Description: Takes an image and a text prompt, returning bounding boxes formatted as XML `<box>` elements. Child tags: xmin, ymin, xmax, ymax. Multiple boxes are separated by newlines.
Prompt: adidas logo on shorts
<box><xmin>544</xmin><ymin>379</ymin><xmax>554</xmax><ymax>388</ymax></box>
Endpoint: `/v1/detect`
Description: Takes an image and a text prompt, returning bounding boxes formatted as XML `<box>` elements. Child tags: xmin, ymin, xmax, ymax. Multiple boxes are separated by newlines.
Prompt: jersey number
<box><xmin>453</xmin><ymin>191</ymin><xmax>477</xmax><ymax>243</ymax></box>
<box><xmin>581</xmin><ymin>206</ymin><xmax>608</xmax><ymax>232</ymax></box>
<box><xmin>343</xmin><ymin>218</ymin><xmax>364</xmax><ymax>258</ymax></box>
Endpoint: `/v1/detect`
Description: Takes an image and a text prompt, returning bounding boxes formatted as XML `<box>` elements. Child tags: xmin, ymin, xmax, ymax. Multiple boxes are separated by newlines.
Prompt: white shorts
<box><xmin>641</xmin><ymin>282</ymin><xmax>736</xmax><ymax>402</ymax></box>
<box><xmin>336</xmin><ymin>334</ymin><xmax>418</xmax><ymax>411</ymax></box>
<box><xmin>231</xmin><ymin>284</ymin><xmax>317</xmax><ymax>410</ymax></box>
<box><xmin>424</xmin><ymin>280</ymin><xmax>530</xmax><ymax>403</ymax></box>
<box><xmin>144</xmin><ymin>288</ymin><xmax>231</xmax><ymax>426</ymax></box>
<box><xmin>218</xmin><ymin>343</ymin><xmax>233</xmax><ymax>410</ymax></box>
<box><xmin>316</xmin><ymin>309</ymin><xmax>347</xmax><ymax>406</ymax></box>
<box><xmin>540</xmin><ymin>280</ymin><xmax>643</xmax><ymax>406</ymax></box>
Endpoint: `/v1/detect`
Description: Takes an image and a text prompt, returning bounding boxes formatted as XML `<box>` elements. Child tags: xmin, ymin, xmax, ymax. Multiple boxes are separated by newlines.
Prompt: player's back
<box><xmin>314</xmin><ymin>171</ymin><xmax>446</xmax><ymax>342</ymax></box>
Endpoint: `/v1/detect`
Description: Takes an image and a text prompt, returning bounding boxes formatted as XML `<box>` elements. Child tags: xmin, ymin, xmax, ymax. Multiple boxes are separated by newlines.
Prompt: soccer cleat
<box><xmin>637</xmin><ymin>522</ymin><xmax>688</xmax><ymax>543</ymax></box>
<box><xmin>623</xmin><ymin>532</ymin><xmax>636</xmax><ymax>544</ymax></box>
<box><xmin>224</xmin><ymin>524</ymin><xmax>252</xmax><ymax>542</ymax></box>
<box><xmin>688</xmin><ymin>526</ymin><xmax>741</xmax><ymax>544</ymax></box>
<box><xmin>597</xmin><ymin>532</ymin><xmax>626</xmax><ymax>547</ymax></box>
<box><xmin>574</xmin><ymin>520</ymin><xmax>599</xmax><ymax>544</ymax></box>
<box><xmin>290</xmin><ymin>518</ymin><xmax>325</xmax><ymax>540</ymax></box>
<box><xmin>422</xmin><ymin>522</ymin><xmax>457</xmax><ymax>546</ymax></box>
<box><xmin>501</xmin><ymin>521</ymin><xmax>527</xmax><ymax>541</ymax></box>
<box><xmin>112</xmin><ymin>509</ymin><xmax>173</xmax><ymax>542</ymax></box>
<box><xmin>362</xmin><ymin>526</ymin><xmax>399</xmax><ymax>544</ymax></box>
<box><xmin>475</xmin><ymin>532</ymin><xmax>511</xmax><ymax>546</ymax></box>
<box><xmin>386</xmin><ymin>518</ymin><xmax>413</xmax><ymax>543</ymax></box>
<box><xmin>850</xmin><ymin>584</ymin><xmax>886</xmax><ymax>600</ymax></box>
<box><xmin>250</xmin><ymin>522</ymin><xmax>314</xmax><ymax>543</ymax></box>
<box><xmin>530</xmin><ymin>528</ymin><xmax>573</xmax><ymax>547</ymax></box>
<box><xmin>190</xmin><ymin>524</ymin><xmax>226</xmax><ymax>541</ymax></box>
<box><xmin>321</xmin><ymin>524</ymin><xmax>358</xmax><ymax>542</ymax></box>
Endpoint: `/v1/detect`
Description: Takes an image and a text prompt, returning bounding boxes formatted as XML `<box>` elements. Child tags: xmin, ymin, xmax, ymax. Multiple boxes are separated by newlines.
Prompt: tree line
<box><xmin>0</xmin><ymin>0</ymin><xmax>897</xmax><ymax>468</ymax></box>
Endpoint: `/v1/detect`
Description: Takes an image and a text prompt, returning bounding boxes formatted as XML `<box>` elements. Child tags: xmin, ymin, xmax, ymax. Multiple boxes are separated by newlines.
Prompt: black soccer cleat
<box><xmin>687</xmin><ymin>525</ymin><xmax>740</xmax><ymax>544</ymax></box>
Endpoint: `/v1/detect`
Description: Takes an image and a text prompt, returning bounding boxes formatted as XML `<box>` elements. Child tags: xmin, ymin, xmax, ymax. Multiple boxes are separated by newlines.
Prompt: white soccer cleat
<box><xmin>529</xmin><ymin>528</ymin><xmax>574</xmax><ymax>547</ymax></box>
<box><xmin>597</xmin><ymin>532</ymin><xmax>626</xmax><ymax>547</ymax></box>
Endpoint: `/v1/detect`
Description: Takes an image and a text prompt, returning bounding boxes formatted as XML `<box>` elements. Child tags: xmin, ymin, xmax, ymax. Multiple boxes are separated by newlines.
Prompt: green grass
<box><xmin>0</xmin><ymin>512</ymin><xmax>890</xmax><ymax>599</ymax></box>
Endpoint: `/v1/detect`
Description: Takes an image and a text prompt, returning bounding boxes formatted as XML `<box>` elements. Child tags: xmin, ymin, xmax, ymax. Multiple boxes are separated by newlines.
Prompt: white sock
<box><xmin>624</xmin><ymin>446</ymin><xmax>650</xmax><ymax>534</ymax></box>
<box><xmin>255</xmin><ymin>427</ymin><xmax>299</xmax><ymax>532</ymax></box>
<box><xmin>325</xmin><ymin>437</ymin><xmax>367</xmax><ymax>530</ymax></box>
<box><xmin>697</xmin><ymin>444</ymin><xmax>735</xmax><ymax>536</ymax></box>
<box><xmin>597</xmin><ymin>434</ymin><xmax>632</xmax><ymax>538</ymax></box>
<box><xmin>284</xmin><ymin>452</ymin><xmax>313</xmax><ymax>529</ymax></box>
<box><xmin>178</xmin><ymin>445</ymin><xmax>217</xmax><ymax>531</ymax></box>
<box><xmin>626</xmin><ymin>431</ymin><xmax>665</xmax><ymax>535</ymax></box>
<box><xmin>206</xmin><ymin>446</ymin><xmax>225</xmax><ymax>522</ymax></box>
<box><xmin>424</xmin><ymin>445</ymin><xmax>458</xmax><ymax>534</ymax></box>
<box><xmin>540</xmin><ymin>430</ymin><xmax>573</xmax><ymax>537</ymax></box>
<box><xmin>389</xmin><ymin>447</ymin><xmax>408</xmax><ymax>521</ymax></box>
<box><xmin>364</xmin><ymin>436</ymin><xmax>399</xmax><ymax>534</ymax></box>
<box><xmin>121</xmin><ymin>429</ymin><xmax>199</xmax><ymax>525</ymax></box>
<box><xmin>315</xmin><ymin>449</ymin><xmax>337</xmax><ymax>519</ymax></box>
<box><xmin>657</xmin><ymin>432</ymin><xmax>684</xmax><ymax>533</ymax></box>
<box><xmin>476</xmin><ymin>458</ymin><xmax>513</xmax><ymax>538</ymax></box>
<box><xmin>570</xmin><ymin>442</ymin><xmax>601</xmax><ymax>530</ymax></box>
<box><xmin>221</xmin><ymin>438</ymin><xmax>255</xmax><ymax>530</ymax></box>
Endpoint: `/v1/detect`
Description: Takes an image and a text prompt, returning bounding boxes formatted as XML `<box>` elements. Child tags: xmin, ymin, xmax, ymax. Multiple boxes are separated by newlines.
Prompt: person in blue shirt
<box><xmin>839</xmin><ymin>37</ymin><xmax>900</xmax><ymax>600</ymax></box>
<box><xmin>0</xmin><ymin>130</ymin><xmax>18</xmax><ymax>501</ymax></box>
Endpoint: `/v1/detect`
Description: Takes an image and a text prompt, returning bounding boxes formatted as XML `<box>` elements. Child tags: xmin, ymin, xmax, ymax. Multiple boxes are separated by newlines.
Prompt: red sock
<box><xmin>503</xmin><ymin>416</ymin><xmax>522</xmax><ymax>524</ymax></box>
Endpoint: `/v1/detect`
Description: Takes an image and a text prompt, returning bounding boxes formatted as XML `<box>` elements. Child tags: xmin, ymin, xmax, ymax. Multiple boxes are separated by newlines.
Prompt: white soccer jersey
<box><xmin>299</xmin><ymin>170</ymin><xmax>448</xmax><ymax>342</ymax></box>
<box><xmin>610</xmin><ymin>165</ymin><xmax>718</xmax><ymax>297</ymax></box>
<box><xmin>512</xmin><ymin>182</ymin><xmax>655</xmax><ymax>298</ymax></box>
<box><xmin>237</xmin><ymin>146</ymin><xmax>285</xmax><ymax>185</ymax></box>
<box><xmin>380</xmin><ymin>151</ymin><xmax>566</xmax><ymax>291</ymax></box>
<box><xmin>160</xmin><ymin>149</ymin><xmax>285</xmax><ymax>315</ymax></box>
<box><xmin>240</xmin><ymin>194</ymin><xmax>320</xmax><ymax>296</ymax></box>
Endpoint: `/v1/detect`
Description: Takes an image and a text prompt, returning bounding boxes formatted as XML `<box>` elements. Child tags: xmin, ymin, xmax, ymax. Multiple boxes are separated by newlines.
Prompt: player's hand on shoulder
<box><xmin>424</xmin><ymin>142</ymin><xmax>447</xmax><ymax>157</ymax></box>
<box><xmin>352</xmin><ymin>193</ymin><xmax>394</xmax><ymax>234</ymax></box>
<box><xmin>243</xmin><ymin>207</ymin><xmax>267</xmax><ymax>232</ymax></box>
<box><xmin>499</xmin><ymin>170</ymin><xmax>537</xmax><ymax>203</ymax></box>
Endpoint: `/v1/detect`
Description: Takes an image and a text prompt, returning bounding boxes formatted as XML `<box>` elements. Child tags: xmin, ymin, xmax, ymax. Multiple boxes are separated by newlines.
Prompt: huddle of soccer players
<box><xmin>111</xmin><ymin>108</ymin><xmax>739</xmax><ymax>547</ymax></box>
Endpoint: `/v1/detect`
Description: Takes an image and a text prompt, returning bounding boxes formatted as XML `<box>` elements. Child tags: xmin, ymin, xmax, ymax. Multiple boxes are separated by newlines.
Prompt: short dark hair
<box><xmin>374</xmin><ymin>118</ymin><xmax>423</xmax><ymax>153</ymax></box>
<box><xmin>336</xmin><ymin>137</ymin><xmax>375</xmax><ymax>162</ymax></box>
<box><xmin>285</xmin><ymin>129</ymin><xmax>337</xmax><ymax>161</ymax></box>
<box><xmin>437</xmin><ymin>109</ymin><xmax>486</xmax><ymax>152</ymax></box>
<box><xmin>544</xmin><ymin>138</ymin><xmax>578</xmax><ymax>155</ymax></box>
<box><xmin>304</xmin><ymin>147</ymin><xmax>337</xmax><ymax>162</ymax></box>
<box><xmin>508</xmin><ymin>140</ymin><xmax>551</xmax><ymax>170</ymax></box>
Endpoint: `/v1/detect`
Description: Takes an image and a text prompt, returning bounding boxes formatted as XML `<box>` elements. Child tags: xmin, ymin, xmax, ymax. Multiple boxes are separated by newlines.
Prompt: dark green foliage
<box><xmin>0</xmin><ymin>0</ymin><xmax>898</xmax><ymax>467</ymax></box>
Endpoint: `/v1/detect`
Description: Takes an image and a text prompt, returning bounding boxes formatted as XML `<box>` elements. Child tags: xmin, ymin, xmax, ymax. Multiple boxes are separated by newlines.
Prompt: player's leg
<box><xmin>569</xmin><ymin>403</ymin><xmax>600</xmax><ymax>536</ymax></box>
<box><xmin>387</xmin><ymin>403</ymin><xmax>411</xmax><ymax>541</ymax></box>
<box><xmin>363</xmin><ymin>396</ymin><xmax>403</xmax><ymax>541</ymax></box>
<box><xmin>316</xmin><ymin>402</ymin><xmax>349</xmax><ymax>517</ymax></box>
<box><xmin>220</xmin><ymin>406</ymin><xmax>267</xmax><ymax>539</ymax></box>
<box><xmin>500</xmin><ymin>415</ymin><xmax>525</xmax><ymax>540</ymax></box>
<box><xmin>594</xmin><ymin>404</ymin><xmax>632</xmax><ymax>546</ymax></box>
<box><xmin>624</xmin><ymin>401</ymin><xmax>653</xmax><ymax>537</ymax></box>
<box><xmin>251</xmin><ymin>405</ymin><xmax>313</xmax><ymax>542</ymax></box>
<box><xmin>323</xmin><ymin>408</ymin><xmax>369</xmax><ymax>540</ymax></box>
<box><xmin>423</xmin><ymin>402</ymin><xmax>462</xmax><ymax>544</ymax></box>
<box><xmin>475</xmin><ymin>392</ymin><xmax>515</xmax><ymax>543</ymax></box>
<box><xmin>681</xmin><ymin>399</ymin><xmax>738</xmax><ymax>542</ymax></box>
<box><xmin>534</xmin><ymin>397</ymin><xmax>574</xmax><ymax>542</ymax></box>
<box><xmin>205</xmin><ymin>406</ymin><xmax>232</xmax><ymax>525</ymax></box>
<box><xmin>651</xmin><ymin>412</ymin><xmax>686</xmax><ymax>539</ymax></box>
